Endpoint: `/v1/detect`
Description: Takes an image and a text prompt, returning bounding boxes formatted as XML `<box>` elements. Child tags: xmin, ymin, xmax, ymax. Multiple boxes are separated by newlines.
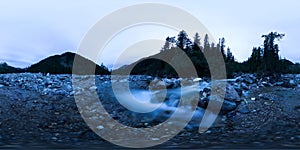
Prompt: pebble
<box><xmin>151</xmin><ymin>138</ymin><xmax>160</xmax><ymax>141</ymax></box>
<box><xmin>0</xmin><ymin>84</ymin><xmax>4</xmax><ymax>88</ymax></box>
<box><xmin>205</xmin><ymin>130</ymin><xmax>212</xmax><ymax>134</ymax></box>
<box><xmin>96</xmin><ymin>125</ymin><xmax>104</xmax><ymax>130</ymax></box>
<box><xmin>89</xmin><ymin>86</ymin><xmax>97</xmax><ymax>91</ymax></box>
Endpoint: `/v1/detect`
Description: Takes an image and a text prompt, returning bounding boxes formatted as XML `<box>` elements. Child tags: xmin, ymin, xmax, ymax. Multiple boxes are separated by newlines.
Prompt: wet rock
<box><xmin>198</xmin><ymin>96</ymin><xmax>237</xmax><ymax>113</ymax></box>
<box><xmin>0</xmin><ymin>84</ymin><xmax>4</xmax><ymax>88</ymax></box>
<box><xmin>150</xmin><ymin>79</ymin><xmax>166</xmax><ymax>90</ymax></box>
<box><xmin>275</xmin><ymin>82</ymin><xmax>284</xmax><ymax>86</ymax></box>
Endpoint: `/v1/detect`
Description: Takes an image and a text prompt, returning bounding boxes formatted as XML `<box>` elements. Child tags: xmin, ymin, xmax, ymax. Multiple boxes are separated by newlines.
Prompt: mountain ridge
<box><xmin>0</xmin><ymin>52</ymin><xmax>110</xmax><ymax>75</ymax></box>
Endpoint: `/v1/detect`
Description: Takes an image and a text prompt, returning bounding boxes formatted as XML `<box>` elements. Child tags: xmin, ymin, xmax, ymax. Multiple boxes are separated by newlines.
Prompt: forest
<box><xmin>126</xmin><ymin>31</ymin><xmax>300</xmax><ymax>78</ymax></box>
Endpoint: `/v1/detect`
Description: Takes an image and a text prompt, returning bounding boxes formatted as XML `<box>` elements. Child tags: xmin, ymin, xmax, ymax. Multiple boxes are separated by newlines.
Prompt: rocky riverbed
<box><xmin>0</xmin><ymin>73</ymin><xmax>300</xmax><ymax>149</ymax></box>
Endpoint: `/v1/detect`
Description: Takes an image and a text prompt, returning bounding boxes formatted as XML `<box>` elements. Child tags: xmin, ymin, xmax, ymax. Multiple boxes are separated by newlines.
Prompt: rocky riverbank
<box><xmin>0</xmin><ymin>73</ymin><xmax>300</xmax><ymax>149</ymax></box>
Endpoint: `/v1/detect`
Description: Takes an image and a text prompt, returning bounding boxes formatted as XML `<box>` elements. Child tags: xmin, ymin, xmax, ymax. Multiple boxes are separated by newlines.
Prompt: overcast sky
<box><xmin>1</xmin><ymin>0</ymin><xmax>300</xmax><ymax>68</ymax></box>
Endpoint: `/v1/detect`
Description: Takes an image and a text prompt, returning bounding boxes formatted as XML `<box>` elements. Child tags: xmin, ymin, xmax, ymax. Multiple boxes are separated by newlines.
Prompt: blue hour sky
<box><xmin>0</xmin><ymin>0</ymin><xmax>300</xmax><ymax>68</ymax></box>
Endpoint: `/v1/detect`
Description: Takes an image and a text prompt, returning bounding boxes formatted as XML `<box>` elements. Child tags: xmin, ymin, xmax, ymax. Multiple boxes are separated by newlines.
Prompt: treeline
<box><xmin>128</xmin><ymin>31</ymin><xmax>236</xmax><ymax>77</ymax></box>
<box><xmin>128</xmin><ymin>31</ymin><xmax>300</xmax><ymax>78</ymax></box>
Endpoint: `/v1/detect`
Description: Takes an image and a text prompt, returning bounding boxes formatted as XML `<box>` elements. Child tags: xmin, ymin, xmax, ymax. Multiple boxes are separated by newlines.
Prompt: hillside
<box><xmin>0</xmin><ymin>63</ymin><xmax>23</xmax><ymax>74</ymax></box>
<box><xmin>26</xmin><ymin>52</ymin><xmax>110</xmax><ymax>75</ymax></box>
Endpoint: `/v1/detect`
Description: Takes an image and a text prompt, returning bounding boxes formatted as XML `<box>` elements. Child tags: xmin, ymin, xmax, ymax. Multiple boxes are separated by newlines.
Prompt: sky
<box><xmin>0</xmin><ymin>0</ymin><xmax>300</xmax><ymax>69</ymax></box>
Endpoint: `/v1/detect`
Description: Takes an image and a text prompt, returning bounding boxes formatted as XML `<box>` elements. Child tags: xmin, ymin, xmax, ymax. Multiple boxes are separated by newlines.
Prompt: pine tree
<box><xmin>161</xmin><ymin>37</ymin><xmax>171</xmax><ymax>52</ymax></box>
<box><xmin>261</xmin><ymin>32</ymin><xmax>285</xmax><ymax>74</ymax></box>
<box><xmin>193</xmin><ymin>32</ymin><xmax>202</xmax><ymax>51</ymax></box>
<box><xmin>203</xmin><ymin>34</ymin><xmax>210</xmax><ymax>52</ymax></box>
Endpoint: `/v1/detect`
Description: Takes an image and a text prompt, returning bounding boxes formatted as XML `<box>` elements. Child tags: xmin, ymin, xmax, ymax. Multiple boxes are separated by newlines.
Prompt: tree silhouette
<box><xmin>262</xmin><ymin>32</ymin><xmax>285</xmax><ymax>74</ymax></box>
<box><xmin>203</xmin><ymin>34</ymin><xmax>210</xmax><ymax>52</ymax></box>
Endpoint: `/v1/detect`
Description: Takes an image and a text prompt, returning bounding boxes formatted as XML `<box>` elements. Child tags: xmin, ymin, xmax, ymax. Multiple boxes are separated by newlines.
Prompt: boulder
<box><xmin>224</xmin><ymin>84</ymin><xmax>241</xmax><ymax>102</ymax></box>
<box><xmin>221</xmin><ymin>100</ymin><xmax>237</xmax><ymax>113</ymax></box>
<box><xmin>198</xmin><ymin>96</ymin><xmax>237</xmax><ymax>113</ymax></box>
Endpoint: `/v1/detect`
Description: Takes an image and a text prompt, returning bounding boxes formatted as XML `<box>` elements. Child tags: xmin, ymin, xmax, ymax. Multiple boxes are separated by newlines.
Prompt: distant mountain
<box><xmin>0</xmin><ymin>63</ymin><xmax>23</xmax><ymax>74</ymax></box>
<box><xmin>26</xmin><ymin>52</ymin><xmax>110</xmax><ymax>75</ymax></box>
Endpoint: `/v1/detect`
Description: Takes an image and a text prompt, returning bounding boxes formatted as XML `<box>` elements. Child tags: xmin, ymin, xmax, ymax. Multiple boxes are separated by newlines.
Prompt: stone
<box><xmin>193</xmin><ymin>78</ymin><xmax>202</xmax><ymax>82</ymax></box>
<box><xmin>276</xmin><ymin>82</ymin><xmax>284</xmax><ymax>86</ymax></box>
<box><xmin>200</xmin><ymin>96</ymin><xmax>237</xmax><ymax>113</ymax></box>
<box><xmin>237</xmin><ymin>104</ymin><xmax>250</xmax><ymax>114</ymax></box>
<box><xmin>282</xmin><ymin>80</ymin><xmax>297</xmax><ymax>88</ymax></box>
<box><xmin>89</xmin><ymin>86</ymin><xmax>97</xmax><ymax>91</ymax></box>
<box><xmin>149</xmin><ymin>79</ymin><xmax>166</xmax><ymax>90</ymax></box>
<box><xmin>244</xmin><ymin>75</ymin><xmax>254</xmax><ymax>84</ymax></box>
<box><xmin>163</xmin><ymin>78</ymin><xmax>176</xmax><ymax>88</ymax></box>
<box><xmin>0</xmin><ymin>84</ymin><xmax>4</xmax><ymax>88</ymax></box>
<box><xmin>151</xmin><ymin>138</ymin><xmax>160</xmax><ymax>141</ymax></box>
<box><xmin>241</xmin><ymin>82</ymin><xmax>249</xmax><ymax>90</ymax></box>
<box><xmin>221</xmin><ymin>100</ymin><xmax>237</xmax><ymax>113</ymax></box>
<box><xmin>96</xmin><ymin>125</ymin><xmax>104</xmax><ymax>130</ymax></box>
<box><xmin>224</xmin><ymin>84</ymin><xmax>241</xmax><ymax>102</ymax></box>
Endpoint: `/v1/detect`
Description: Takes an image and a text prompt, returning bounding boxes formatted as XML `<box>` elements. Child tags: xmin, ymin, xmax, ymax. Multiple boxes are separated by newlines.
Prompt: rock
<box><xmin>282</xmin><ymin>80</ymin><xmax>297</xmax><ymax>88</ymax></box>
<box><xmin>149</xmin><ymin>79</ymin><xmax>166</xmax><ymax>90</ymax></box>
<box><xmin>235</xmin><ymin>76</ymin><xmax>244</xmax><ymax>82</ymax></box>
<box><xmin>0</xmin><ymin>84</ymin><xmax>4</xmax><ymax>88</ymax></box>
<box><xmin>294</xmin><ymin>105</ymin><xmax>300</xmax><ymax>112</ymax></box>
<box><xmin>241</xmin><ymin>82</ymin><xmax>249</xmax><ymax>90</ymax></box>
<box><xmin>237</xmin><ymin>103</ymin><xmax>250</xmax><ymax>114</ymax></box>
<box><xmin>193</xmin><ymin>78</ymin><xmax>202</xmax><ymax>82</ymax></box>
<box><xmin>234</xmin><ymin>87</ymin><xmax>243</xmax><ymax>96</ymax></box>
<box><xmin>224</xmin><ymin>84</ymin><xmax>241</xmax><ymax>102</ymax></box>
<box><xmin>96</xmin><ymin>125</ymin><xmax>104</xmax><ymax>130</ymax></box>
<box><xmin>276</xmin><ymin>82</ymin><xmax>284</xmax><ymax>86</ymax></box>
<box><xmin>221</xmin><ymin>100</ymin><xmax>237</xmax><ymax>113</ymax></box>
<box><xmin>199</xmin><ymin>96</ymin><xmax>237</xmax><ymax>113</ymax></box>
<box><xmin>244</xmin><ymin>75</ymin><xmax>254</xmax><ymax>84</ymax></box>
<box><xmin>89</xmin><ymin>86</ymin><xmax>97</xmax><ymax>91</ymax></box>
<box><xmin>151</xmin><ymin>138</ymin><xmax>160</xmax><ymax>141</ymax></box>
<box><xmin>251</xmin><ymin>97</ymin><xmax>256</xmax><ymax>101</ymax></box>
<box><xmin>290</xmin><ymin>79</ymin><xmax>296</xmax><ymax>86</ymax></box>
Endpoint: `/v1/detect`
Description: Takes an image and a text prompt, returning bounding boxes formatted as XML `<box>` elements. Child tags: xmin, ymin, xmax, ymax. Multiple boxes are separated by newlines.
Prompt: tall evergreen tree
<box><xmin>226</xmin><ymin>47</ymin><xmax>234</xmax><ymax>62</ymax></box>
<box><xmin>193</xmin><ymin>32</ymin><xmax>202</xmax><ymax>51</ymax></box>
<box><xmin>203</xmin><ymin>34</ymin><xmax>210</xmax><ymax>52</ymax></box>
<box><xmin>261</xmin><ymin>32</ymin><xmax>285</xmax><ymax>74</ymax></box>
<box><xmin>161</xmin><ymin>37</ymin><xmax>171</xmax><ymax>52</ymax></box>
<box><xmin>220</xmin><ymin>38</ymin><xmax>226</xmax><ymax>59</ymax></box>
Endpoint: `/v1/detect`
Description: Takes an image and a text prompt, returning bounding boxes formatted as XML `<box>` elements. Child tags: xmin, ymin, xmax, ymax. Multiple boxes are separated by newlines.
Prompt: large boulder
<box><xmin>224</xmin><ymin>84</ymin><xmax>241</xmax><ymax>102</ymax></box>
<box><xmin>198</xmin><ymin>96</ymin><xmax>237</xmax><ymax>113</ymax></box>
